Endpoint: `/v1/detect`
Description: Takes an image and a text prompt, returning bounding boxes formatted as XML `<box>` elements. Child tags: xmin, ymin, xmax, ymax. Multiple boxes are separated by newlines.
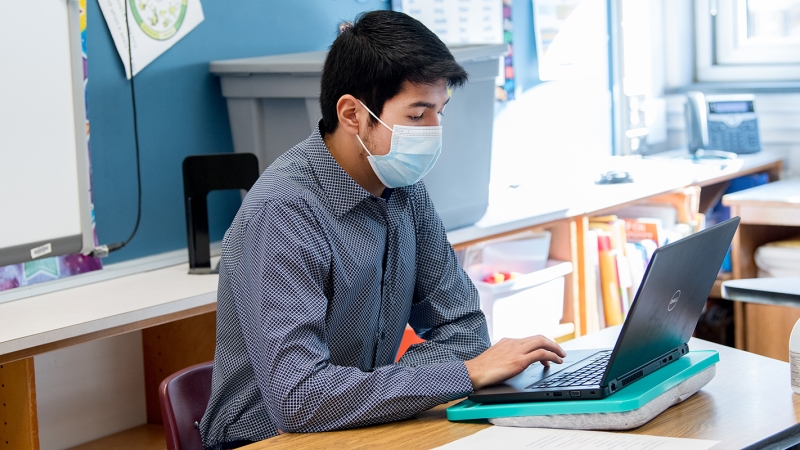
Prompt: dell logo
<box><xmin>668</xmin><ymin>290</ymin><xmax>681</xmax><ymax>311</ymax></box>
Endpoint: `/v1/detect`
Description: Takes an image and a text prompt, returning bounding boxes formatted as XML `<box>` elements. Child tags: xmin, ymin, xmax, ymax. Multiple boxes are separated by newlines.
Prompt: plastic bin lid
<box><xmin>209</xmin><ymin>44</ymin><xmax>508</xmax><ymax>76</ymax></box>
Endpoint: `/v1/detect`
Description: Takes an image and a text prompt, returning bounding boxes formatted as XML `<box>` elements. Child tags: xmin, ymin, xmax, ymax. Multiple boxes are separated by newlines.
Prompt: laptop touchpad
<box><xmin>501</xmin><ymin>349</ymin><xmax>602</xmax><ymax>390</ymax></box>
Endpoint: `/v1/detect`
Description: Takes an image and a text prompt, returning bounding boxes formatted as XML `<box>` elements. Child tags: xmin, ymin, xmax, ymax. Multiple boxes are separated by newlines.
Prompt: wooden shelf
<box><xmin>68</xmin><ymin>424</ymin><xmax>166</xmax><ymax>450</ymax></box>
<box><xmin>710</xmin><ymin>273</ymin><xmax>733</xmax><ymax>299</ymax></box>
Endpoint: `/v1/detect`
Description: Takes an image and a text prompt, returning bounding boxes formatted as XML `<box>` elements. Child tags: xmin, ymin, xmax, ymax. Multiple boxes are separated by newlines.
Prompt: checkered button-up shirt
<box><xmin>199</xmin><ymin>124</ymin><xmax>490</xmax><ymax>447</ymax></box>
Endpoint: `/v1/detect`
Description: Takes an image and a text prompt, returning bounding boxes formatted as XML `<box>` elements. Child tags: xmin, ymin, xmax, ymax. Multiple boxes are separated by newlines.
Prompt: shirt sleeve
<box><xmin>398</xmin><ymin>183</ymin><xmax>491</xmax><ymax>367</ymax></box>
<box><xmin>231</xmin><ymin>198</ymin><xmax>473</xmax><ymax>433</ymax></box>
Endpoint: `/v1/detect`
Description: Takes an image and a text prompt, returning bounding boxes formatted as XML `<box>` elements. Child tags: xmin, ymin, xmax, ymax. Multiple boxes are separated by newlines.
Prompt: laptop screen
<box><xmin>601</xmin><ymin>218</ymin><xmax>739</xmax><ymax>385</ymax></box>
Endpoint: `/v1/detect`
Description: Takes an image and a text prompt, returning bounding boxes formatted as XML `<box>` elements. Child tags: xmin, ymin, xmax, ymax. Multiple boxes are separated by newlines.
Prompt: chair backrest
<box><xmin>159</xmin><ymin>361</ymin><xmax>214</xmax><ymax>450</ymax></box>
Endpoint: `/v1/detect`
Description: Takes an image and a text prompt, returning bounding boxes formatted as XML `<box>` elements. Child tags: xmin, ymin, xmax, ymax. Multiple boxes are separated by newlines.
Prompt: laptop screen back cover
<box><xmin>600</xmin><ymin>217</ymin><xmax>739</xmax><ymax>386</ymax></box>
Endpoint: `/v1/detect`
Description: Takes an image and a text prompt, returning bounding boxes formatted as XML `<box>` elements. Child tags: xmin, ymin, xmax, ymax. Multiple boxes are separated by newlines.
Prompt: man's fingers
<box><xmin>524</xmin><ymin>348</ymin><xmax>564</xmax><ymax>366</ymax></box>
<box><xmin>520</xmin><ymin>335</ymin><xmax>567</xmax><ymax>358</ymax></box>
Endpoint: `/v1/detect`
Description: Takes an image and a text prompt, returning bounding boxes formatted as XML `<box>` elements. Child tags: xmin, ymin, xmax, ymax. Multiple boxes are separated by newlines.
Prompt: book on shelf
<box><xmin>584</xmin><ymin>200</ymin><xmax>709</xmax><ymax>332</ymax></box>
<box><xmin>614</xmin><ymin>203</ymin><xmax>705</xmax><ymax>246</ymax></box>
<box><xmin>583</xmin><ymin>229</ymin><xmax>603</xmax><ymax>332</ymax></box>
<box><xmin>589</xmin><ymin>216</ymin><xmax>628</xmax><ymax>255</ymax></box>
<box><xmin>623</xmin><ymin>218</ymin><xmax>661</xmax><ymax>243</ymax></box>
<box><xmin>614</xmin><ymin>204</ymin><xmax>677</xmax><ymax>246</ymax></box>
<box><xmin>625</xmin><ymin>242</ymin><xmax>647</xmax><ymax>300</ymax></box>
<box><xmin>597</xmin><ymin>233</ymin><xmax>623</xmax><ymax>326</ymax></box>
<box><xmin>590</xmin><ymin>217</ymin><xmax>634</xmax><ymax>321</ymax></box>
<box><xmin>615</xmin><ymin>252</ymin><xmax>633</xmax><ymax>316</ymax></box>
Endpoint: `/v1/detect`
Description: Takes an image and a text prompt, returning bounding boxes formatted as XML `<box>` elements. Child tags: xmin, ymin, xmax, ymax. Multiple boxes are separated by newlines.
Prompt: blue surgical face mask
<box><xmin>356</xmin><ymin>100</ymin><xmax>442</xmax><ymax>189</ymax></box>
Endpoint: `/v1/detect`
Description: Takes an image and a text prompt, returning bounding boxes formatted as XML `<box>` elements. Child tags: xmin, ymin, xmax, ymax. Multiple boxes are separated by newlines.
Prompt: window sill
<box><xmin>666</xmin><ymin>81</ymin><xmax>800</xmax><ymax>96</ymax></box>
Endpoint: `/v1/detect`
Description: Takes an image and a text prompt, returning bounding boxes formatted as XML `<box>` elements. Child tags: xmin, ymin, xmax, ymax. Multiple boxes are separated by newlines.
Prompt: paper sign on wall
<box><xmin>401</xmin><ymin>0</ymin><xmax>503</xmax><ymax>45</ymax></box>
<box><xmin>532</xmin><ymin>0</ymin><xmax>607</xmax><ymax>80</ymax></box>
<box><xmin>98</xmin><ymin>0</ymin><xmax>204</xmax><ymax>78</ymax></box>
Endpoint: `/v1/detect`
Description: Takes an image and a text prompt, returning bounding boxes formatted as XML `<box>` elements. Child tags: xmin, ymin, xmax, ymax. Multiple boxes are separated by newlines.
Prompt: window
<box><xmin>697</xmin><ymin>0</ymin><xmax>800</xmax><ymax>81</ymax></box>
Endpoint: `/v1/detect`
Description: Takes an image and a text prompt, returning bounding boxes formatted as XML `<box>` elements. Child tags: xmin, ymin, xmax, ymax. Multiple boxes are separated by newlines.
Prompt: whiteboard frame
<box><xmin>68</xmin><ymin>0</ymin><xmax>95</xmax><ymax>259</ymax></box>
<box><xmin>0</xmin><ymin>0</ymin><xmax>94</xmax><ymax>267</ymax></box>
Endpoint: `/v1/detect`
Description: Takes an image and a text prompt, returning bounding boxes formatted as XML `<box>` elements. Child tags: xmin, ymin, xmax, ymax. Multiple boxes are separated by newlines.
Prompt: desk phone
<box><xmin>685</xmin><ymin>92</ymin><xmax>761</xmax><ymax>155</ymax></box>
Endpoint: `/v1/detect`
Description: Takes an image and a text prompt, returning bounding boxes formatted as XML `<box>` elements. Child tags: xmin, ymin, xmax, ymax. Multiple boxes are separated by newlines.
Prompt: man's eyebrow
<box><xmin>407</xmin><ymin>97</ymin><xmax>451</xmax><ymax>109</ymax></box>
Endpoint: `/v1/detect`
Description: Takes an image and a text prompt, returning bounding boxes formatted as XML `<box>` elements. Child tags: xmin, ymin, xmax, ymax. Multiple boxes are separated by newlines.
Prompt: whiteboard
<box><xmin>0</xmin><ymin>0</ymin><xmax>93</xmax><ymax>266</ymax></box>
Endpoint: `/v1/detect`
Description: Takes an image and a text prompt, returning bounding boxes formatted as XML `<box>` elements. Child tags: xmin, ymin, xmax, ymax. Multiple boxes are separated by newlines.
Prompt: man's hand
<box><xmin>464</xmin><ymin>335</ymin><xmax>566</xmax><ymax>390</ymax></box>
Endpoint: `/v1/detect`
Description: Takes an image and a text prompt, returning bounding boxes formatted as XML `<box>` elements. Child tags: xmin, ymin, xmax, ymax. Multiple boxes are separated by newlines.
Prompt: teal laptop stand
<box><xmin>447</xmin><ymin>350</ymin><xmax>719</xmax><ymax>421</ymax></box>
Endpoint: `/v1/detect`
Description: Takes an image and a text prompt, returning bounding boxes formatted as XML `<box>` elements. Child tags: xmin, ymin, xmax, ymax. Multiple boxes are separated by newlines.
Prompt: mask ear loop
<box><xmin>357</xmin><ymin>100</ymin><xmax>394</xmax><ymax>132</ymax></box>
<box><xmin>356</xmin><ymin>100</ymin><xmax>394</xmax><ymax>158</ymax></box>
<box><xmin>356</xmin><ymin>134</ymin><xmax>374</xmax><ymax>157</ymax></box>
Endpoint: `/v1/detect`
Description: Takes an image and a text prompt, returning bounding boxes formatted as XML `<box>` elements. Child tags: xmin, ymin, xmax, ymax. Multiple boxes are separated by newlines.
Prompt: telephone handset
<box><xmin>685</xmin><ymin>91</ymin><xmax>761</xmax><ymax>155</ymax></box>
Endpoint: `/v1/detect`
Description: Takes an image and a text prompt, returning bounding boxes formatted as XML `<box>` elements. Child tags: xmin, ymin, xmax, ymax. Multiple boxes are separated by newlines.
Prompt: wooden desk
<box><xmin>247</xmin><ymin>326</ymin><xmax>800</xmax><ymax>450</ymax></box>
<box><xmin>722</xmin><ymin>178</ymin><xmax>800</xmax><ymax>361</ymax></box>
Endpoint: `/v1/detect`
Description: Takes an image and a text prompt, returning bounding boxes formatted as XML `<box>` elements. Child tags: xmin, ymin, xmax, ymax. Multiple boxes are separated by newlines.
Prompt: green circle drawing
<box><xmin>129</xmin><ymin>0</ymin><xmax>187</xmax><ymax>40</ymax></box>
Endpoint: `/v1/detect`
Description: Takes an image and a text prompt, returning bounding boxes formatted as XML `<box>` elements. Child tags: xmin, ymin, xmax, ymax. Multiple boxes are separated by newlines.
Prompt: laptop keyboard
<box><xmin>526</xmin><ymin>351</ymin><xmax>611</xmax><ymax>389</ymax></box>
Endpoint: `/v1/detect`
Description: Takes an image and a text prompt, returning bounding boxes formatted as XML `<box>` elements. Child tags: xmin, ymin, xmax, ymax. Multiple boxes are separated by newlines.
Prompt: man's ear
<box><xmin>336</xmin><ymin>95</ymin><xmax>365</xmax><ymax>136</ymax></box>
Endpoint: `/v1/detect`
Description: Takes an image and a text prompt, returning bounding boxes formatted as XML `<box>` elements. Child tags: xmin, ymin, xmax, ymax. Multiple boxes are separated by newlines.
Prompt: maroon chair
<box><xmin>159</xmin><ymin>361</ymin><xmax>214</xmax><ymax>450</ymax></box>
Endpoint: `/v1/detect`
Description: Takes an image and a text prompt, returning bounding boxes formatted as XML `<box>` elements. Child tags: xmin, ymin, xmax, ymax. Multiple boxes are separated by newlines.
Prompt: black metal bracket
<box><xmin>182</xmin><ymin>153</ymin><xmax>259</xmax><ymax>275</ymax></box>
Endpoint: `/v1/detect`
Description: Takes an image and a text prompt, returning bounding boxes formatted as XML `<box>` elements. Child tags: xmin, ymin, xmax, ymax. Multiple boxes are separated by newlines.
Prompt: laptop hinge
<box><xmin>604</xmin><ymin>343</ymin><xmax>689</xmax><ymax>393</ymax></box>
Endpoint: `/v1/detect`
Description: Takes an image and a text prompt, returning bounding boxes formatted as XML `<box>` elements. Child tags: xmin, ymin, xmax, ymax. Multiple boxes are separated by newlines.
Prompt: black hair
<box><xmin>320</xmin><ymin>10</ymin><xmax>468</xmax><ymax>134</ymax></box>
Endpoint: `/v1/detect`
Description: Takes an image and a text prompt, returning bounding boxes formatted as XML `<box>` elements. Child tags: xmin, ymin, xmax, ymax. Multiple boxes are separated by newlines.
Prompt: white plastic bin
<box><xmin>462</xmin><ymin>231</ymin><xmax>571</xmax><ymax>342</ymax></box>
<box><xmin>482</xmin><ymin>234</ymin><xmax>551</xmax><ymax>274</ymax></box>
<box><xmin>469</xmin><ymin>261</ymin><xmax>572</xmax><ymax>343</ymax></box>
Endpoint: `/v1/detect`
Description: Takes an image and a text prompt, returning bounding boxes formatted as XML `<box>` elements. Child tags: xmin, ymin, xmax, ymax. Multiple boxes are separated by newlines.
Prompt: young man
<box><xmin>200</xmin><ymin>10</ymin><xmax>565</xmax><ymax>449</ymax></box>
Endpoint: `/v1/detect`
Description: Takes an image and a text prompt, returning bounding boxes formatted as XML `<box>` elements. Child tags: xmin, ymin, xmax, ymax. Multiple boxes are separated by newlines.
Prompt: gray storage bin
<box><xmin>210</xmin><ymin>44</ymin><xmax>506</xmax><ymax>230</ymax></box>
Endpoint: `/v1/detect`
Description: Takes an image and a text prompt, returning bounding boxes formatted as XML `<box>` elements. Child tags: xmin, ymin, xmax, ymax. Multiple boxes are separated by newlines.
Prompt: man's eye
<box><xmin>410</xmin><ymin>115</ymin><xmax>423</xmax><ymax>121</ymax></box>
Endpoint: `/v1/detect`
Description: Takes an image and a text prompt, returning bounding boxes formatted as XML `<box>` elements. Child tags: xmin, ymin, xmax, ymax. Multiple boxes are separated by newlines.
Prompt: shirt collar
<box><xmin>306</xmin><ymin>122</ymin><xmax>373</xmax><ymax>218</ymax></box>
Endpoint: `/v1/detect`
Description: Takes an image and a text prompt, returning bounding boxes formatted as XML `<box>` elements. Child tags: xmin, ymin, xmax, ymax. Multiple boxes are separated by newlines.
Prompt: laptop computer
<box><xmin>469</xmin><ymin>216</ymin><xmax>740</xmax><ymax>404</ymax></box>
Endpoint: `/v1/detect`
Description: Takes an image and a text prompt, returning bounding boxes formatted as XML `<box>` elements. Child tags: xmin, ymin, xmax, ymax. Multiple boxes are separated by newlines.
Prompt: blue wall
<box><xmin>88</xmin><ymin>0</ymin><xmax>388</xmax><ymax>264</ymax></box>
<box><xmin>510</xmin><ymin>0</ymin><xmax>542</xmax><ymax>94</ymax></box>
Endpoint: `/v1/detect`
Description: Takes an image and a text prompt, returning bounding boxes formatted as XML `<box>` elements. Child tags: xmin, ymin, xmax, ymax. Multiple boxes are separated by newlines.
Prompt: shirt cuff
<box><xmin>439</xmin><ymin>360</ymin><xmax>474</xmax><ymax>399</ymax></box>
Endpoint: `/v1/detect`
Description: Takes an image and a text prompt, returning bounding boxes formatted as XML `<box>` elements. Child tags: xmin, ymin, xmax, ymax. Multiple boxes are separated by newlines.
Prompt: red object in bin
<box><xmin>482</xmin><ymin>271</ymin><xmax>516</xmax><ymax>284</ymax></box>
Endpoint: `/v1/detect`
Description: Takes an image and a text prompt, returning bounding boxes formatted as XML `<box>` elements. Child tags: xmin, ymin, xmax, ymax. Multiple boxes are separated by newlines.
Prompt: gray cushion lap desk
<box><xmin>487</xmin><ymin>364</ymin><xmax>716</xmax><ymax>430</ymax></box>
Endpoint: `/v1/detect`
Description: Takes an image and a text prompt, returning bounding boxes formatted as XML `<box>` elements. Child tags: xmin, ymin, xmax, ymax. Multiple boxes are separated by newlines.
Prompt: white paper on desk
<box><xmin>98</xmin><ymin>0</ymin><xmax>204</xmax><ymax>78</ymax></box>
<box><xmin>434</xmin><ymin>427</ymin><xmax>719</xmax><ymax>450</ymax></box>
